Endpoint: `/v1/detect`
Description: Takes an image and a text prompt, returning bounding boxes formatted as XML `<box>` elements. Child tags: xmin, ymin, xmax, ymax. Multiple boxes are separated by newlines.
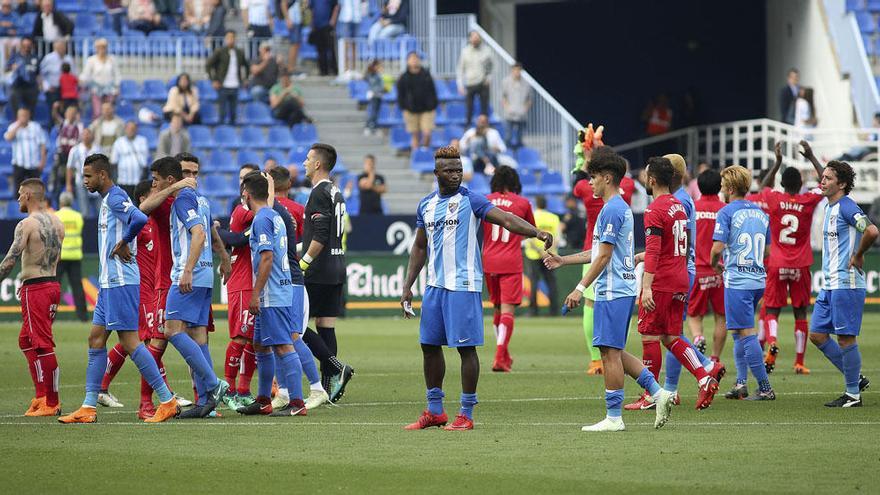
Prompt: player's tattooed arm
<box><xmin>401</xmin><ymin>227</ymin><xmax>428</xmax><ymax>317</ymax></box>
<box><xmin>799</xmin><ymin>140</ymin><xmax>825</xmax><ymax>178</ymax></box>
<box><xmin>0</xmin><ymin>221</ymin><xmax>28</xmax><ymax>280</ymax></box>
<box><xmin>34</xmin><ymin>214</ymin><xmax>62</xmax><ymax>273</ymax></box>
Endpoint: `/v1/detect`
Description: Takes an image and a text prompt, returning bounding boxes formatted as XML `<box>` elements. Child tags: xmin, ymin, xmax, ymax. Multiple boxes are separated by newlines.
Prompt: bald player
<box><xmin>0</xmin><ymin>179</ymin><xmax>64</xmax><ymax>416</ymax></box>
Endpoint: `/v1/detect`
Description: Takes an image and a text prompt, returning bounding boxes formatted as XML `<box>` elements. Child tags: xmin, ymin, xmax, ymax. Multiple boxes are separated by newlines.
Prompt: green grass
<box><xmin>0</xmin><ymin>314</ymin><xmax>878</xmax><ymax>494</ymax></box>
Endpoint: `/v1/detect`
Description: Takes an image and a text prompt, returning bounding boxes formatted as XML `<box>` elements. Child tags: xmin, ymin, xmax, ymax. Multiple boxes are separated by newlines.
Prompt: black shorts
<box><xmin>306</xmin><ymin>282</ymin><xmax>344</xmax><ymax>318</ymax></box>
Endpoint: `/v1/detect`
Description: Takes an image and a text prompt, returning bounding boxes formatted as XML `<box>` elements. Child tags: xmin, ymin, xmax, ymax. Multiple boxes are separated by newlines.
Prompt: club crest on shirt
<box><xmin>448</xmin><ymin>202</ymin><xmax>459</xmax><ymax>214</ymax></box>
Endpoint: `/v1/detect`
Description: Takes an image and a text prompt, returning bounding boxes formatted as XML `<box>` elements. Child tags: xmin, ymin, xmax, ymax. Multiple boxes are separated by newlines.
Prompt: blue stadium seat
<box><xmin>381</xmin><ymin>85</ymin><xmax>398</xmax><ymax>103</ymax></box>
<box><xmin>268</xmin><ymin>126</ymin><xmax>294</xmax><ymax>148</ymax></box>
<box><xmin>5</xmin><ymin>201</ymin><xmax>25</xmax><ymax>219</ymax></box>
<box><xmin>516</xmin><ymin>147</ymin><xmax>548</xmax><ymax>173</ymax></box>
<box><xmin>288</xmin><ymin>146</ymin><xmax>309</xmax><ymax>164</ymax></box>
<box><xmin>410</xmin><ymin>148</ymin><xmax>435</xmax><ymax>174</ymax></box>
<box><xmin>443</xmin><ymin>125</ymin><xmax>464</xmax><ymax>143</ymax></box>
<box><xmin>238</xmin><ymin>88</ymin><xmax>253</xmax><ymax>103</ymax></box>
<box><xmin>520</xmin><ymin>172</ymin><xmax>539</xmax><ymax>195</ymax></box>
<box><xmin>201</xmin><ymin>174</ymin><xmax>233</xmax><ymax>195</ymax></box>
<box><xmin>76</xmin><ymin>13</ymin><xmax>99</xmax><ymax>35</ymax></box>
<box><xmin>189</xmin><ymin>125</ymin><xmax>213</xmax><ymax>148</ymax></box>
<box><xmin>848</xmin><ymin>0</ymin><xmax>865</xmax><ymax>11</ymax></box>
<box><xmin>539</xmin><ymin>171</ymin><xmax>566</xmax><ymax>195</ymax></box>
<box><xmin>377</xmin><ymin>104</ymin><xmax>402</xmax><ymax>127</ymax></box>
<box><xmin>33</xmin><ymin>102</ymin><xmax>51</xmax><ymax>127</ymax></box>
<box><xmin>195</xmin><ymin>80</ymin><xmax>218</xmax><ymax>102</ymax></box>
<box><xmin>349</xmin><ymin>80</ymin><xmax>368</xmax><ymax>103</ymax></box>
<box><xmin>429</xmin><ymin>129</ymin><xmax>445</xmax><ymax>149</ymax></box>
<box><xmin>857</xmin><ymin>11</ymin><xmax>876</xmax><ymax>34</ymax></box>
<box><xmin>346</xmin><ymin>196</ymin><xmax>360</xmax><ymax>216</ymax></box>
<box><xmin>300</xmin><ymin>28</ymin><xmax>318</xmax><ymax>59</ymax></box>
<box><xmin>140</xmin><ymin>103</ymin><xmax>164</xmax><ymax>126</ymax></box>
<box><xmin>140</xmin><ymin>127</ymin><xmax>158</xmax><ymax>149</ymax></box>
<box><xmin>0</xmin><ymin>148</ymin><xmax>12</xmax><ymax>173</ymax></box>
<box><xmin>116</xmin><ymin>101</ymin><xmax>136</xmax><ymax>122</ymax></box>
<box><xmin>0</xmin><ymin>175</ymin><xmax>12</xmax><ymax>200</ymax></box>
<box><xmin>208</xmin><ymin>150</ymin><xmax>238</xmax><ymax>172</ymax></box>
<box><xmin>209</xmin><ymin>197</ymin><xmax>229</xmax><ymax>218</ymax></box>
<box><xmin>435</xmin><ymin>79</ymin><xmax>455</xmax><ymax>102</ymax></box>
<box><xmin>274</xmin><ymin>18</ymin><xmax>290</xmax><ymax>37</ymax></box>
<box><xmin>389</xmin><ymin>126</ymin><xmax>411</xmax><ymax>151</ymax></box>
<box><xmin>442</xmin><ymin>103</ymin><xmax>467</xmax><ymax>126</ymax></box>
<box><xmin>200</xmin><ymin>104</ymin><xmax>219</xmax><ymax>125</ymax></box>
<box><xmin>237</xmin><ymin>150</ymin><xmax>262</xmax><ymax>167</ymax></box>
<box><xmin>264</xmin><ymin>149</ymin><xmax>287</xmax><ymax>164</ymax></box>
<box><xmin>291</xmin><ymin>123</ymin><xmax>318</xmax><ymax>146</ymax></box>
<box><xmin>545</xmin><ymin>195</ymin><xmax>565</xmax><ymax>215</ymax></box>
<box><xmin>0</xmin><ymin>86</ymin><xmax>7</xmax><ymax>105</ymax></box>
<box><xmin>120</xmin><ymin>80</ymin><xmax>144</xmax><ymax>102</ymax></box>
<box><xmin>867</xmin><ymin>0</ymin><xmax>880</xmax><ymax>12</ymax></box>
<box><xmin>214</xmin><ymin>126</ymin><xmax>241</xmax><ymax>149</ymax></box>
<box><xmin>241</xmin><ymin>125</ymin><xmax>268</xmax><ymax>149</ymax></box>
<box><xmin>17</xmin><ymin>13</ymin><xmax>36</xmax><ymax>33</ymax></box>
<box><xmin>243</xmin><ymin>102</ymin><xmax>273</xmax><ymax>125</ymax></box>
<box><xmin>56</xmin><ymin>0</ymin><xmax>84</xmax><ymax>13</ymax></box>
<box><xmin>468</xmin><ymin>173</ymin><xmax>490</xmax><ymax>194</ymax></box>
<box><xmin>143</xmin><ymin>79</ymin><xmax>168</xmax><ymax>101</ymax></box>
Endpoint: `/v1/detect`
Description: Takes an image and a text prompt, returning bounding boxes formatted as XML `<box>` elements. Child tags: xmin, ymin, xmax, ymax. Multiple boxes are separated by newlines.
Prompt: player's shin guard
<box><xmin>36</xmin><ymin>350</ymin><xmax>59</xmax><ymax>407</ymax></box>
<box><xmin>733</xmin><ymin>333</ymin><xmax>748</xmax><ymax>386</ymax></box>
<box><xmin>499</xmin><ymin>313</ymin><xmax>514</xmax><ymax>350</ymax></box>
<box><xmin>84</xmin><ymin>348</ymin><xmax>108</xmax><ymax>408</ymax></box>
<box><xmin>101</xmin><ymin>343</ymin><xmax>128</xmax><ymax>390</ymax></box>
<box><xmin>757</xmin><ymin>305</ymin><xmax>767</xmax><ymax>349</ymax></box>
<box><xmin>492</xmin><ymin>311</ymin><xmax>501</xmax><ymax>342</ymax></box>
<box><xmin>293</xmin><ymin>338</ymin><xmax>322</xmax><ymax>388</ymax></box>
<box><xmin>20</xmin><ymin>343</ymin><xmax>43</xmax><ymax>398</ymax></box>
<box><xmin>636</xmin><ymin>367</ymin><xmax>662</xmax><ymax>396</ymax></box>
<box><xmin>277</xmin><ymin>351</ymin><xmax>303</xmax><ymax>401</ymax></box>
<box><xmin>794</xmin><ymin>320</ymin><xmax>808</xmax><ymax>366</ymax></box>
<box><xmin>582</xmin><ymin>304</ymin><xmax>600</xmax><ymax>361</ymax></box>
<box><xmin>605</xmin><ymin>389</ymin><xmax>624</xmax><ymax>419</ymax></box>
<box><xmin>238</xmin><ymin>343</ymin><xmax>256</xmax><ymax>395</ymax></box>
<box><xmin>667</xmin><ymin>338</ymin><xmax>709</xmax><ymax>381</ymax></box>
<box><xmin>131</xmin><ymin>345</ymin><xmax>172</xmax><ymax>403</ymax></box>
<box><xmin>642</xmin><ymin>340</ymin><xmax>662</xmax><ymax>381</ymax></box>
<box><xmin>742</xmin><ymin>335</ymin><xmax>771</xmax><ymax>391</ymax></box>
<box><xmin>817</xmin><ymin>338</ymin><xmax>845</xmax><ymax>372</ymax></box>
<box><xmin>427</xmin><ymin>387</ymin><xmax>445</xmax><ymax>415</ymax></box>
<box><xmin>224</xmin><ymin>341</ymin><xmax>244</xmax><ymax>392</ymax></box>
<box><xmin>765</xmin><ymin>313</ymin><xmax>779</xmax><ymax>345</ymax></box>
<box><xmin>167</xmin><ymin>334</ymin><xmax>219</xmax><ymax>392</ymax></box>
<box><xmin>255</xmin><ymin>351</ymin><xmax>275</xmax><ymax>399</ymax></box>
<box><xmin>841</xmin><ymin>344</ymin><xmax>862</xmax><ymax>396</ymax></box>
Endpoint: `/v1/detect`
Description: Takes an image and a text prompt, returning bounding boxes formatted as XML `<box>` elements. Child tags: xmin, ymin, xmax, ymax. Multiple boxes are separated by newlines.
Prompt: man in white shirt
<box><xmin>65</xmin><ymin>127</ymin><xmax>102</xmax><ymax>216</ymax></box>
<box><xmin>4</xmin><ymin>107</ymin><xmax>46</xmax><ymax>192</ymax></box>
<box><xmin>39</xmin><ymin>39</ymin><xmax>74</xmax><ymax>111</ymax></box>
<box><xmin>110</xmin><ymin>121</ymin><xmax>149</xmax><ymax>197</ymax></box>
<box><xmin>459</xmin><ymin>114</ymin><xmax>505</xmax><ymax>175</ymax></box>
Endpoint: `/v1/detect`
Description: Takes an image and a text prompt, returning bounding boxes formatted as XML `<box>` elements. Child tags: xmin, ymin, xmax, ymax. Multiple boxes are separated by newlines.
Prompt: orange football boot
<box><xmin>58</xmin><ymin>406</ymin><xmax>97</xmax><ymax>424</ymax></box>
<box><xmin>144</xmin><ymin>398</ymin><xmax>180</xmax><ymax>423</ymax></box>
<box><xmin>24</xmin><ymin>397</ymin><xmax>46</xmax><ymax>416</ymax></box>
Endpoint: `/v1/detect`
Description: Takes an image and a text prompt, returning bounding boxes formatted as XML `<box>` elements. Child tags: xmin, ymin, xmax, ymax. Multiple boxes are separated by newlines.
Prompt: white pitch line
<box><xmin>1</xmin><ymin>421</ymin><xmax>879</xmax><ymax>427</ymax></box>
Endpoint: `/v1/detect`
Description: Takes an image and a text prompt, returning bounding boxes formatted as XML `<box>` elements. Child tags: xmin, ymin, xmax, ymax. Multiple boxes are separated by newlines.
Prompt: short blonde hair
<box><xmin>663</xmin><ymin>153</ymin><xmax>687</xmax><ymax>180</ymax></box>
<box><xmin>720</xmin><ymin>165</ymin><xmax>752</xmax><ymax>197</ymax></box>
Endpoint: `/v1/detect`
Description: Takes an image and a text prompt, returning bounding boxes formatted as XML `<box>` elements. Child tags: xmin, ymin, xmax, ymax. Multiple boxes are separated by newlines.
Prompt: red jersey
<box><xmin>762</xmin><ymin>187</ymin><xmax>823</xmax><ymax>268</ymax></box>
<box><xmin>227</xmin><ymin>204</ymin><xmax>255</xmax><ymax>293</ymax></box>
<box><xmin>149</xmin><ymin>196</ymin><xmax>175</xmax><ymax>291</ymax></box>
<box><xmin>572</xmin><ymin>175</ymin><xmax>635</xmax><ymax>250</ymax></box>
<box><xmin>137</xmin><ymin>217</ymin><xmax>157</xmax><ymax>301</ymax></box>
<box><xmin>746</xmin><ymin>192</ymin><xmax>770</xmax><ymax>214</ymax></box>
<box><xmin>481</xmin><ymin>192</ymin><xmax>534</xmax><ymax>274</ymax></box>
<box><xmin>643</xmin><ymin>194</ymin><xmax>689</xmax><ymax>293</ymax></box>
<box><xmin>693</xmin><ymin>194</ymin><xmax>726</xmax><ymax>275</ymax></box>
<box><xmin>277</xmin><ymin>196</ymin><xmax>304</xmax><ymax>242</ymax></box>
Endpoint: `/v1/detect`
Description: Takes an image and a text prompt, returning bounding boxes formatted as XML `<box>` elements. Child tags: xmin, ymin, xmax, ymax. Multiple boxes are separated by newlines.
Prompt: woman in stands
<box><xmin>794</xmin><ymin>86</ymin><xmax>817</xmax><ymax>140</ymax></box>
<box><xmin>80</xmin><ymin>38</ymin><xmax>121</xmax><ymax>120</ymax></box>
<box><xmin>163</xmin><ymin>72</ymin><xmax>201</xmax><ymax>125</ymax></box>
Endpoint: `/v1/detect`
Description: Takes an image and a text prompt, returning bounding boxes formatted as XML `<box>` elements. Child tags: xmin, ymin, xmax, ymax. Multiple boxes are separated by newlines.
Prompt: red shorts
<box><xmin>765</xmin><ymin>266</ymin><xmax>812</xmax><ymax>308</ymax></box>
<box><xmin>19</xmin><ymin>279</ymin><xmax>60</xmax><ymax>350</ymax></box>
<box><xmin>688</xmin><ymin>273</ymin><xmax>725</xmax><ymax>317</ymax></box>
<box><xmin>638</xmin><ymin>291</ymin><xmax>687</xmax><ymax>336</ymax></box>
<box><xmin>486</xmin><ymin>272</ymin><xmax>523</xmax><ymax>306</ymax></box>
<box><xmin>151</xmin><ymin>288</ymin><xmax>168</xmax><ymax>340</ymax></box>
<box><xmin>228</xmin><ymin>290</ymin><xmax>255</xmax><ymax>340</ymax></box>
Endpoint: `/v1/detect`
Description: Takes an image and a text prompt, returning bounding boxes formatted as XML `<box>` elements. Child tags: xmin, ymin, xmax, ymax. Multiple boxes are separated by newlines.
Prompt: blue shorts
<box><xmin>93</xmin><ymin>285</ymin><xmax>140</xmax><ymax>331</ymax></box>
<box><xmin>254</xmin><ymin>306</ymin><xmax>294</xmax><ymax>346</ymax></box>
<box><xmin>593</xmin><ymin>296</ymin><xmax>636</xmax><ymax>350</ymax></box>
<box><xmin>419</xmin><ymin>286</ymin><xmax>484</xmax><ymax>347</ymax></box>
<box><xmin>724</xmin><ymin>287</ymin><xmax>764</xmax><ymax>330</ymax></box>
<box><xmin>290</xmin><ymin>285</ymin><xmax>305</xmax><ymax>334</ymax></box>
<box><xmin>811</xmin><ymin>289</ymin><xmax>866</xmax><ymax>336</ymax></box>
<box><xmin>165</xmin><ymin>286</ymin><xmax>212</xmax><ymax>327</ymax></box>
<box><xmin>683</xmin><ymin>270</ymin><xmax>695</xmax><ymax>321</ymax></box>
<box><xmin>288</xmin><ymin>23</ymin><xmax>302</xmax><ymax>44</ymax></box>
<box><xmin>337</xmin><ymin>21</ymin><xmax>358</xmax><ymax>39</ymax></box>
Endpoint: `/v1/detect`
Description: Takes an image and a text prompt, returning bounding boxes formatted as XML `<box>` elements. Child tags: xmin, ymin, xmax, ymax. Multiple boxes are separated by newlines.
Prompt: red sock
<box><xmin>710</xmin><ymin>355</ymin><xmax>720</xmax><ymax>362</ymax></box>
<box><xmin>147</xmin><ymin>344</ymin><xmax>168</xmax><ymax>385</ymax></box>
<box><xmin>498</xmin><ymin>313</ymin><xmax>514</xmax><ymax>349</ymax></box>
<box><xmin>140</xmin><ymin>377</ymin><xmax>153</xmax><ymax>403</ymax></box>
<box><xmin>225</xmin><ymin>340</ymin><xmax>245</xmax><ymax>391</ymax></box>
<box><xmin>794</xmin><ymin>319</ymin><xmax>808</xmax><ymax>366</ymax></box>
<box><xmin>765</xmin><ymin>313</ymin><xmax>779</xmax><ymax>346</ymax></box>
<box><xmin>36</xmin><ymin>350</ymin><xmax>59</xmax><ymax>407</ymax></box>
<box><xmin>757</xmin><ymin>305</ymin><xmax>767</xmax><ymax>349</ymax></box>
<box><xmin>667</xmin><ymin>338</ymin><xmax>709</xmax><ymax>380</ymax></box>
<box><xmin>20</xmin><ymin>344</ymin><xmax>43</xmax><ymax>398</ymax></box>
<box><xmin>642</xmin><ymin>340</ymin><xmax>662</xmax><ymax>381</ymax></box>
<box><xmin>101</xmin><ymin>343</ymin><xmax>128</xmax><ymax>391</ymax></box>
<box><xmin>238</xmin><ymin>342</ymin><xmax>256</xmax><ymax>395</ymax></box>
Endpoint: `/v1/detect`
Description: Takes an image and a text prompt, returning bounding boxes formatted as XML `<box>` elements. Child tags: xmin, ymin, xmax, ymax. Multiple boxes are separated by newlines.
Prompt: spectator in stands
<box><xmin>397</xmin><ymin>51</ymin><xmax>438</xmax><ymax>152</ymax></box>
<box><xmin>560</xmin><ymin>194</ymin><xmax>585</xmax><ymax>250</ymax></box>
<box><xmin>80</xmin><ymin>38</ymin><xmax>121</xmax><ymax>120</ymax></box>
<box><xmin>364</xmin><ymin>59</ymin><xmax>384</xmax><ymax>136</ymax></box>
<box><xmin>206</xmin><ymin>30</ymin><xmax>249</xmax><ymax>125</ymax></box>
<box><xmin>4</xmin><ymin>107</ymin><xmax>46</xmax><ymax>192</ymax></box>
<box><xmin>279</xmin><ymin>0</ymin><xmax>304</xmax><ymax>74</ymax></box>
<box><xmin>58</xmin><ymin>62</ymin><xmax>78</xmax><ymax>113</ymax></box>
<box><xmin>39</xmin><ymin>39</ymin><xmax>73</xmax><ymax>112</ymax></box>
<box><xmin>182</xmin><ymin>0</ymin><xmax>215</xmax><ymax>34</ymax></box>
<box><xmin>110</xmin><ymin>121</ymin><xmax>149</xmax><ymax>197</ymax></box>
<box><xmin>337</xmin><ymin>0</ymin><xmax>363</xmax><ymax>81</ymax></box>
<box><xmin>242</xmin><ymin>0</ymin><xmax>272</xmax><ymax>55</ymax></box>
<box><xmin>501</xmin><ymin>62</ymin><xmax>532</xmax><ymax>151</ymax></box>
<box><xmin>642</xmin><ymin>93</ymin><xmax>673</xmax><ymax>136</ymax></box>
<box><xmin>457</xmin><ymin>31</ymin><xmax>493</xmax><ymax>127</ymax></box>
<box><xmin>460</xmin><ymin>114</ymin><xmax>505</xmax><ymax>175</ymax></box>
<box><xmin>0</xmin><ymin>0</ymin><xmax>21</xmax><ymax>61</ymax></box>
<box><xmin>270</xmin><ymin>68</ymin><xmax>311</xmax><ymax>126</ymax></box>
<box><xmin>367</xmin><ymin>0</ymin><xmax>408</xmax><ymax>43</ymax></box>
<box><xmin>66</xmin><ymin>127</ymin><xmax>101</xmax><ymax>216</ymax></box>
<box><xmin>103</xmin><ymin>0</ymin><xmax>125</xmax><ymax>35</ymax></box>
<box><xmin>14</xmin><ymin>0</ymin><xmax>37</xmax><ymax>15</ymax></box>
<box><xmin>163</xmin><ymin>72</ymin><xmax>201</xmax><ymax>125</ymax></box>
<box><xmin>206</xmin><ymin>0</ymin><xmax>226</xmax><ymax>41</ymax></box>
<box><xmin>156</xmin><ymin>113</ymin><xmax>192</xmax><ymax>160</ymax></box>
<box><xmin>55</xmin><ymin>191</ymin><xmax>88</xmax><ymax>321</ymax></box>
<box><xmin>310</xmin><ymin>0</ymin><xmax>340</xmax><ymax>77</ymax></box>
<box><xmin>52</xmin><ymin>105</ymin><xmax>81</xmax><ymax>202</ymax></box>
<box><xmin>153</xmin><ymin>0</ymin><xmax>177</xmax><ymax>17</ymax></box>
<box><xmin>89</xmin><ymin>101</ymin><xmax>125</xmax><ymax>151</ymax></box>
<box><xmin>128</xmin><ymin>0</ymin><xmax>166</xmax><ymax>35</ymax></box>
<box><xmin>357</xmin><ymin>154</ymin><xmax>386</xmax><ymax>215</ymax></box>
<box><xmin>248</xmin><ymin>41</ymin><xmax>279</xmax><ymax>103</ymax></box>
<box><xmin>794</xmin><ymin>86</ymin><xmax>817</xmax><ymax>138</ymax></box>
<box><xmin>687</xmin><ymin>162</ymin><xmax>710</xmax><ymax>200</ymax></box>
<box><xmin>5</xmin><ymin>37</ymin><xmax>39</xmax><ymax>114</ymax></box>
<box><xmin>525</xmin><ymin>195</ymin><xmax>560</xmax><ymax>316</ymax></box>
<box><xmin>31</xmin><ymin>0</ymin><xmax>73</xmax><ymax>48</ymax></box>
<box><xmin>779</xmin><ymin>68</ymin><xmax>799</xmax><ymax>125</ymax></box>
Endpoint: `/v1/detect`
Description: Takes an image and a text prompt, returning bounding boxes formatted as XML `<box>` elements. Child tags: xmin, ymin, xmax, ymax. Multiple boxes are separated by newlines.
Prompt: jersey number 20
<box><xmin>737</xmin><ymin>232</ymin><xmax>766</xmax><ymax>267</ymax></box>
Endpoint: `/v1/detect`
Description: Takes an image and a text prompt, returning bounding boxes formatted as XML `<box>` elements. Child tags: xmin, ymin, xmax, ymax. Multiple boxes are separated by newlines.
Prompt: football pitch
<box><xmin>0</xmin><ymin>314</ymin><xmax>877</xmax><ymax>494</ymax></box>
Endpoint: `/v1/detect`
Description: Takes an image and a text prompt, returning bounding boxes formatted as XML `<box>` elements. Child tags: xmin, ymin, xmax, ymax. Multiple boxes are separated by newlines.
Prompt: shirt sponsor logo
<box><xmin>186</xmin><ymin>209</ymin><xmax>198</xmax><ymax>220</ymax></box>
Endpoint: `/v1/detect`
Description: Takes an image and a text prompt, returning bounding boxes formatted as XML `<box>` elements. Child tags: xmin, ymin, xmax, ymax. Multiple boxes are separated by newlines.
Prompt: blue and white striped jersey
<box><xmin>674</xmin><ymin>186</ymin><xmax>697</xmax><ymax>275</ymax></box>
<box><xmin>250</xmin><ymin>207</ymin><xmax>293</xmax><ymax>308</ymax></box>
<box><xmin>170</xmin><ymin>187</ymin><xmax>214</xmax><ymax>288</ymax></box>
<box><xmin>822</xmin><ymin>196</ymin><xmax>869</xmax><ymax>290</ymax></box>
<box><xmin>110</xmin><ymin>135</ymin><xmax>149</xmax><ymax>186</ymax></box>
<box><xmin>98</xmin><ymin>185</ymin><xmax>147</xmax><ymax>288</ymax></box>
<box><xmin>713</xmin><ymin>199</ymin><xmax>770</xmax><ymax>290</ymax></box>
<box><xmin>592</xmin><ymin>195</ymin><xmax>637</xmax><ymax>301</ymax></box>
<box><xmin>416</xmin><ymin>186</ymin><xmax>494</xmax><ymax>292</ymax></box>
<box><xmin>7</xmin><ymin>121</ymin><xmax>45</xmax><ymax>169</ymax></box>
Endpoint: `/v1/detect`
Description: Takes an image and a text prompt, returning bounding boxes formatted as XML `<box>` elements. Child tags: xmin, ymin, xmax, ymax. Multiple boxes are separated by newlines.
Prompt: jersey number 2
<box><xmin>779</xmin><ymin>214</ymin><xmax>798</xmax><ymax>245</ymax></box>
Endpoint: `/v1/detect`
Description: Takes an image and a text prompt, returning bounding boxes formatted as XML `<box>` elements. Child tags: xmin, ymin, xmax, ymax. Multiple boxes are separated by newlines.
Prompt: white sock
<box><xmin>310</xmin><ymin>382</ymin><xmax>325</xmax><ymax>393</ymax></box>
<box><xmin>277</xmin><ymin>387</ymin><xmax>290</xmax><ymax>399</ymax></box>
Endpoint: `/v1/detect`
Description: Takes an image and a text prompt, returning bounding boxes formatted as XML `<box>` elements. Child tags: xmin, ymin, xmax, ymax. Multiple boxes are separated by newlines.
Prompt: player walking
<box><xmin>711</xmin><ymin>165</ymin><xmax>775</xmax><ymax>401</ymax></box>
<box><xmin>0</xmin><ymin>179</ymin><xmax>63</xmax><ymax>417</ymax></box>
<box><xmin>401</xmin><ymin>146</ymin><xmax>552</xmax><ymax>430</ymax></box>
<box><xmin>809</xmin><ymin>159</ymin><xmax>877</xmax><ymax>407</ymax></box>
<box><xmin>758</xmin><ymin>141</ymin><xmax>825</xmax><ymax>374</ymax></box>
<box><xmin>482</xmin><ymin>166</ymin><xmax>535</xmax><ymax>372</ymax></box>
<box><xmin>59</xmin><ymin>155</ymin><xmax>179</xmax><ymax>423</ymax></box>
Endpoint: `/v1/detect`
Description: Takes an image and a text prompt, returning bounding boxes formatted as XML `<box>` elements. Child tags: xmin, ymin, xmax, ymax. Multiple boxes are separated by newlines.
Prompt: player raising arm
<box><xmin>400</xmin><ymin>146</ymin><xmax>552</xmax><ymax>431</ymax></box>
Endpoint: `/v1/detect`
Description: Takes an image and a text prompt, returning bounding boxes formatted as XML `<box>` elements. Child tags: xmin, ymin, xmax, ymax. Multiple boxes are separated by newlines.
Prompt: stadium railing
<box><xmin>825</xmin><ymin>0</ymin><xmax>880</xmax><ymax>127</ymax></box>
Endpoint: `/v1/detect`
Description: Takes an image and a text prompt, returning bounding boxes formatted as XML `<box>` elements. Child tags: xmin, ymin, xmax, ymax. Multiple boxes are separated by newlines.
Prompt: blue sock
<box><xmin>426</xmin><ymin>387</ymin><xmax>444</xmax><ymax>415</ymax></box>
<box><xmin>191</xmin><ymin>367</ymin><xmax>207</xmax><ymax>406</ymax></box>
<box><xmin>131</xmin><ymin>345</ymin><xmax>173</xmax><ymax>403</ymax></box>
<box><xmin>733</xmin><ymin>333</ymin><xmax>748</xmax><ymax>386</ymax></box>
<box><xmin>277</xmin><ymin>351</ymin><xmax>303</xmax><ymax>401</ymax></box>
<box><xmin>293</xmin><ymin>338</ymin><xmax>320</xmax><ymax>386</ymax></box>
<box><xmin>83</xmin><ymin>348</ymin><xmax>107</xmax><ymax>408</ymax></box>
<box><xmin>196</xmin><ymin>343</ymin><xmax>215</xmax><ymax>405</ymax></box>
<box><xmin>168</xmin><ymin>333</ymin><xmax>219</xmax><ymax>391</ymax></box>
<box><xmin>256</xmin><ymin>351</ymin><xmax>275</xmax><ymax>399</ymax></box>
<box><xmin>743</xmin><ymin>335</ymin><xmax>771</xmax><ymax>391</ymax></box>
<box><xmin>636</xmin><ymin>367</ymin><xmax>662</xmax><ymax>396</ymax></box>
<box><xmin>663</xmin><ymin>349</ymin><xmax>682</xmax><ymax>391</ymax></box>
<box><xmin>818</xmin><ymin>338</ymin><xmax>845</xmax><ymax>373</ymax></box>
<box><xmin>460</xmin><ymin>392</ymin><xmax>478</xmax><ymax>420</ymax></box>
<box><xmin>841</xmin><ymin>344</ymin><xmax>862</xmax><ymax>395</ymax></box>
<box><xmin>605</xmin><ymin>389</ymin><xmax>624</xmax><ymax>418</ymax></box>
